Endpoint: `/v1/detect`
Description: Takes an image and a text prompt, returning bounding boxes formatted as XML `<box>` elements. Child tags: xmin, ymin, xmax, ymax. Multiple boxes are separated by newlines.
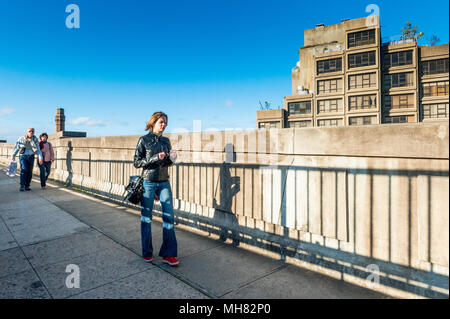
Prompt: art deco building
<box><xmin>256</xmin><ymin>16</ymin><xmax>449</xmax><ymax>128</ymax></box>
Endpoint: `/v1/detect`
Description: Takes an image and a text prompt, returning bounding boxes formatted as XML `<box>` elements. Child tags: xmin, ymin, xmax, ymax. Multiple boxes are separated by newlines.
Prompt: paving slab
<box><xmin>37</xmin><ymin>187</ymin><xmax>84</xmax><ymax>203</ymax></box>
<box><xmin>87</xmin><ymin>210</ymin><xmax>140</xmax><ymax>229</ymax></box>
<box><xmin>34</xmin><ymin>244</ymin><xmax>153</xmax><ymax>298</ymax></box>
<box><xmin>99</xmin><ymin>219</ymin><xmax>142</xmax><ymax>244</ymax></box>
<box><xmin>223</xmin><ymin>264</ymin><xmax>389</xmax><ymax>299</ymax></box>
<box><xmin>0</xmin><ymin>218</ymin><xmax>18</xmax><ymax>251</ymax></box>
<box><xmin>12</xmin><ymin>220</ymin><xmax>90</xmax><ymax>247</ymax></box>
<box><xmin>0</xmin><ymin>191</ymin><xmax>90</xmax><ymax>246</ymax></box>
<box><xmin>167</xmin><ymin>244</ymin><xmax>285</xmax><ymax>297</ymax></box>
<box><xmin>0</xmin><ymin>270</ymin><xmax>51</xmax><ymax>299</ymax></box>
<box><xmin>0</xmin><ymin>219</ymin><xmax>10</xmax><ymax>234</ymax></box>
<box><xmin>0</xmin><ymin>195</ymin><xmax>51</xmax><ymax>212</ymax></box>
<box><xmin>0</xmin><ymin>232</ymin><xmax>17</xmax><ymax>251</ymax></box>
<box><xmin>51</xmin><ymin>198</ymin><xmax>119</xmax><ymax>215</ymax></box>
<box><xmin>2</xmin><ymin>206</ymin><xmax>83</xmax><ymax>232</ymax></box>
<box><xmin>51</xmin><ymin>199</ymin><xmax>137</xmax><ymax>228</ymax></box>
<box><xmin>21</xmin><ymin>229</ymin><xmax>120</xmax><ymax>268</ymax></box>
<box><xmin>0</xmin><ymin>248</ymin><xmax>33</xmax><ymax>279</ymax></box>
<box><xmin>69</xmin><ymin>267</ymin><xmax>207</xmax><ymax>299</ymax></box>
<box><xmin>0</xmin><ymin>178</ymin><xmax>16</xmax><ymax>186</ymax></box>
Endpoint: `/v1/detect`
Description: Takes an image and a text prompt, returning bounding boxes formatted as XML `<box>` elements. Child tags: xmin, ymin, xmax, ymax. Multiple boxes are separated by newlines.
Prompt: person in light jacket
<box><xmin>11</xmin><ymin>128</ymin><xmax>43</xmax><ymax>191</ymax></box>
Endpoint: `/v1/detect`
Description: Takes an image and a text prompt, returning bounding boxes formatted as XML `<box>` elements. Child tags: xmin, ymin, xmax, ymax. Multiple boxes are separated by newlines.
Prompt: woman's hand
<box><xmin>157</xmin><ymin>152</ymin><xmax>166</xmax><ymax>160</ymax></box>
<box><xmin>169</xmin><ymin>150</ymin><xmax>177</xmax><ymax>161</ymax></box>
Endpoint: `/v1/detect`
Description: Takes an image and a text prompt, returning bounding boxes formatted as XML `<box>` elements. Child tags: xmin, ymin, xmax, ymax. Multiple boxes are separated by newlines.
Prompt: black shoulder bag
<box><xmin>123</xmin><ymin>171</ymin><xmax>144</xmax><ymax>205</ymax></box>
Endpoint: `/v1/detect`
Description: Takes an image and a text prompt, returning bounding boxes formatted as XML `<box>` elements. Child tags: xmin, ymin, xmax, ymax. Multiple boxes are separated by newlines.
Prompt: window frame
<box><xmin>421</xmin><ymin>58</ymin><xmax>449</xmax><ymax>76</ymax></box>
<box><xmin>349</xmin><ymin>115</ymin><xmax>376</xmax><ymax>126</ymax></box>
<box><xmin>422</xmin><ymin>103</ymin><xmax>449</xmax><ymax>119</ymax></box>
<box><xmin>317</xmin><ymin>58</ymin><xmax>342</xmax><ymax>75</ymax></box>
<box><xmin>384</xmin><ymin>72</ymin><xmax>414</xmax><ymax>89</ymax></box>
<box><xmin>347</xmin><ymin>29</ymin><xmax>376</xmax><ymax>48</ymax></box>
<box><xmin>383</xmin><ymin>115</ymin><xmax>413</xmax><ymax>124</ymax></box>
<box><xmin>288</xmin><ymin>120</ymin><xmax>311</xmax><ymax>128</ymax></box>
<box><xmin>317</xmin><ymin>118</ymin><xmax>343</xmax><ymax>127</ymax></box>
<box><xmin>422</xmin><ymin>81</ymin><xmax>449</xmax><ymax>97</ymax></box>
<box><xmin>348</xmin><ymin>72</ymin><xmax>377</xmax><ymax>90</ymax></box>
<box><xmin>348</xmin><ymin>94</ymin><xmax>377</xmax><ymax>111</ymax></box>
<box><xmin>317</xmin><ymin>99</ymin><xmax>341</xmax><ymax>114</ymax></box>
<box><xmin>348</xmin><ymin>51</ymin><xmax>376</xmax><ymax>69</ymax></box>
<box><xmin>288</xmin><ymin>101</ymin><xmax>312</xmax><ymax>115</ymax></box>
<box><xmin>384</xmin><ymin>94</ymin><xmax>415</xmax><ymax>110</ymax></box>
<box><xmin>259</xmin><ymin>121</ymin><xmax>281</xmax><ymax>129</ymax></box>
<box><xmin>317</xmin><ymin>78</ymin><xmax>342</xmax><ymax>94</ymax></box>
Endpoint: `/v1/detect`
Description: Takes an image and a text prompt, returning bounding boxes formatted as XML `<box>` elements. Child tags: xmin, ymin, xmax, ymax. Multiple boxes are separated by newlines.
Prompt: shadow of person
<box><xmin>65</xmin><ymin>141</ymin><xmax>73</xmax><ymax>186</ymax></box>
<box><xmin>213</xmin><ymin>144</ymin><xmax>240</xmax><ymax>246</ymax></box>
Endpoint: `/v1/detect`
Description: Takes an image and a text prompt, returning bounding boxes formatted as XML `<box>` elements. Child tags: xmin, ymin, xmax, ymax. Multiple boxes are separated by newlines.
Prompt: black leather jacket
<box><xmin>133</xmin><ymin>133</ymin><xmax>173</xmax><ymax>182</ymax></box>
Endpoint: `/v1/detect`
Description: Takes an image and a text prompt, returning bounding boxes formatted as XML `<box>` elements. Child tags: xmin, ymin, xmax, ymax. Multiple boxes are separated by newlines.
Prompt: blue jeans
<box><xmin>19</xmin><ymin>155</ymin><xmax>35</xmax><ymax>188</ymax></box>
<box><xmin>141</xmin><ymin>180</ymin><xmax>177</xmax><ymax>258</ymax></box>
<box><xmin>39</xmin><ymin>161</ymin><xmax>52</xmax><ymax>187</ymax></box>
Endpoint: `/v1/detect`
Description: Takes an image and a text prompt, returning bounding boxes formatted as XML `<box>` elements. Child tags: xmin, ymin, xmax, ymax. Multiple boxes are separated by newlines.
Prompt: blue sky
<box><xmin>0</xmin><ymin>0</ymin><xmax>448</xmax><ymax>141</ymax></box>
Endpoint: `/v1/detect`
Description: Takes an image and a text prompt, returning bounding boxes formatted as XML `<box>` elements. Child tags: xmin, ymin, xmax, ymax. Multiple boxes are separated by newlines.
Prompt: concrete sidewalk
<box><xmin>0</xmin><ymin>166</ymin><xmax>389</xmax><ymax>299</ymax></box>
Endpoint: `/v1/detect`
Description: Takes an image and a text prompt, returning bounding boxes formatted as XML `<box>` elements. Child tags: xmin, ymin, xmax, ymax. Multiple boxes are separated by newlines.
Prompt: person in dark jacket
<box><xmin>133</xmin><ymin>111</ymin><xmax>179</xmax><ymax>265</ymax></box>
<box><xmin>38</xmin><ymin>133</ymin><xmax>55</xmax><ymax>189</ymax></box>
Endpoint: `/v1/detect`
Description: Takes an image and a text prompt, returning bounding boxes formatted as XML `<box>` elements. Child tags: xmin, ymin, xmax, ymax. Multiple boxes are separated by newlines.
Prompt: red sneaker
<box><xmin>143</xmin><ymin>256</ymin><xmax>153</xmax><ymax>262</ymax></box>
<box><xmin>162</xmin><ymin>256</ymin><xmax>179</xmax><ymax>266</ymax></box>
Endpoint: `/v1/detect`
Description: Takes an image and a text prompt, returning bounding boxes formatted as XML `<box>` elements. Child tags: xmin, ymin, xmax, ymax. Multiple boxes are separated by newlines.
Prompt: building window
<box><xmin>317</xmin><ymin>78</ymin><xmax>342</xmax><ymax>94</ymax></box>
<box><xmin>422</xmin><ymin>81</ymin><xmax>449</xmax><ymax>97</ymax></box>
<box><xmin>421</xmin><ymin>58</ymin><xmax>449</xmax><ymax>76</ymax></box>
<box><xmin>349</xmin><ymin>116</ymin><xmax>376</xmax><ymax>126</ymax></box>
<box><xmin>383</xmin><ymin>72</ymin><xmax>414</xmax><ymax>89</ymax></box>
<box><xmin>348</xmin><ymin>51</ymin><xmax>376</xmax><ymax>68</ymax></box>
<box><xmin>317</xmin><ymin>99</ymin><xmax>341</xmax><ymax>114</ymax></box>
<box><xmin>348</xmin><ymin>72</ymin><xmax>377</xmax><ymax>89</ymax></box>
<box><xmin>317</xmin><ymin>118</ymin><xmax>343</xmax><ymax>127</ymax></box>
<box><xmin>348</xmin><ymin>95</ymin><xmax>377</xmax><ymax>110</ymax></box>
<box><xmin>289</xmin><ymin>120</ymin><xmax>311</xmax><ymax>128</ymax></box>
<box><xmin>384</xmin><ymin>94</ymin><xmax>415</xmax><ymax>110</ymax></box>
<box><xmin>317</xmin><ymin>58</ymin><xmax>342</xmax><ymax>75</ymax></box>
<box><xmin>383</xmin><ymin>50</ymin><xmax>413</xmax><ymax>68</ymax></box>
<box><xmin>288</xmin><ymin>101</ymin><xmax>311</xmax><ymax>115</ymax></box>
<box><xmin>348</xmin><ymin>29</ymin><xmax>376</xmax><ymax>48</ymax></box>
<box><xmin>259</xmin><ymin>121</ymin><xmax>281</xmax><ymax>129</ymax></box>
<box><xmin>383</xmin><ymin>115</ymin><xmax>414</xmax><ymax>124</ymax></box>
<box><xmin>422</xmin><ymin>103</ymin><xmax>449</xmax><ymax>119</ymax></box>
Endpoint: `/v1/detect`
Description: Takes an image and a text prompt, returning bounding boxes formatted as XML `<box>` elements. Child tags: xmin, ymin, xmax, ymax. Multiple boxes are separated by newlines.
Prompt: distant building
<box><xmin>256</xmin><ymin>16</ymin><xmax>449</xmax><ymax>128</ymax></box>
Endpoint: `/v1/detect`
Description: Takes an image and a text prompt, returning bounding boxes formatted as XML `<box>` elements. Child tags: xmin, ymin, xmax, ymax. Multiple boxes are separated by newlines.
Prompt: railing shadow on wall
<box><xmin>51</xmin><ymin>152</ymin><xmax>449</xmax><ymax>299</ymax></box>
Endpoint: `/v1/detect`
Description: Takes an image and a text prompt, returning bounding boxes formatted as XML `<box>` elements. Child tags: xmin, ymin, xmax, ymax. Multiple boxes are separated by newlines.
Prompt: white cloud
<box><xmin>225</xmin><ymin>100</ymin><xmax>234</xmax><ymax>107</ymax></box>
<box><xmin>69</xmin><ymin>117</ymin><xmax>108</xmax><ymax>127</ymax></box>
<box><xmin>0</xmin><ymin>107</ymin><xmax>15</xmax><ymax>116</ymax></box>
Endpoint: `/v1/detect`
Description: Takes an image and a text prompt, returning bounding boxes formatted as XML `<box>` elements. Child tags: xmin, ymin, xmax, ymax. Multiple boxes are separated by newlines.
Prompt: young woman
<box><xmin>38</xmin><ymin>133</ymin><xmax>55</xmax><ymax>189</ymax></box>
<box><xmin>133</xmin><ymin>112</ymin><xmax>179</xmax><ymax>265</ymax></box>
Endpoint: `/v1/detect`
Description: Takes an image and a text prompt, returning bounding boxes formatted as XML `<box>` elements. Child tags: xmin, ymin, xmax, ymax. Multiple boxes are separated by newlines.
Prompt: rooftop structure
<box><xmin>257</xmin><ymin>16</ymin><xmax>449</xmax><ymax>129</ymax></box>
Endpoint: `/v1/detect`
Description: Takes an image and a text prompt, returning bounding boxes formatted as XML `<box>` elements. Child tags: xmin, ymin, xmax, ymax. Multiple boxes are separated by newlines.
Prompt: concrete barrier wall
<box><xmin>1</xmin><ymin>122</ymin><xmax>448</xmax><ymax>298</ymax></box>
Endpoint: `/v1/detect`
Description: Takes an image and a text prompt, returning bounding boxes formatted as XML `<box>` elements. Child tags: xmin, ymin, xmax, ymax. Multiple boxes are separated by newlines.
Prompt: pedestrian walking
<box><xmin>11</xmin><ymin>128</ymin><xmax>43</xmax><ymax>191</ymax></box>
<box><xmin>38</xmin><ymin>133</ymin><xmax>55</xmax><ymax>189</ymax></box>
<box><xmin>133</xmin><ymin>111</ymin><xmax>179</xmax><ymax>265</ymax></box>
